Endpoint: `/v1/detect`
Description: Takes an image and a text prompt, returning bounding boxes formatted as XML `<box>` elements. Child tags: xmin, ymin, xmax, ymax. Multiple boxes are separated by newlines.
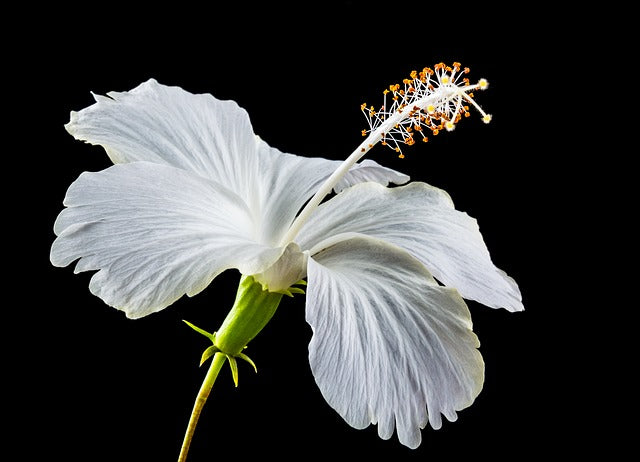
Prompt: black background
<box><xmin>11</xmin><ymin>3</ymin><xmax>594</xmax><ymax>461</ymax></box>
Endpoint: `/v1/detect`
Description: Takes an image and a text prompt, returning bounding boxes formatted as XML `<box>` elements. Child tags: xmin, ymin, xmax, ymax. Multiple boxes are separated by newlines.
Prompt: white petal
<box><xmin>333</xmin><ymin>159</ymin><xmax>410</xmax><ymax>193</ymax></box>
<box><xmin>51</xmin><ymin>162</ymin><xmax>281</xmax><ymax>318</ymax></box>
<box><xmin>66</xmin><ymin>79</ymin><xmax>260</xmax><ymax>204</ymax></box>
<box><xmin>66</xmin><ymin>80</ymin><xmax>410</xmax><ymax>247</ymax></box>
<box><xmin>252</xmin><ymin>139</ymin><xmax>410</xmax><ymax>245</ymax></box>
<box><xmin>306</xmin><ymin>234</ymin><xmax>484</xmax><ymax>448</ymax></box>
<box><xmin>298</xmin><ymin>182</ymin><xmax>523</xmax><ymax>312</ymax></box>
<box><xmin>252</xmin><ymin>242</ymin><xmax>308</xmax><ymax>292</ymax></box>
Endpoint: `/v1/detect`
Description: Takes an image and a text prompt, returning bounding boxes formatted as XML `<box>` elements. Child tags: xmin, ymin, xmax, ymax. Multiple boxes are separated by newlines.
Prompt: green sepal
<box><xmin>236</xmin><ymin>352</ymin><xmax>258</xmax><ymax>373</ymax></box>
<box><xmin>200</xmin><ymin>345</ymin><xmax>219</xmax><ymax>367</ymax></box>
<box><xmin>293</xmin><ymin>279</ymin><xmax>307</xmax><ymax>286</ymax></box>
<box><xmin>227</xmin><ymin>355</ymin><xmax>239</xmax><ymax>387</ymax></box>
<box><xmin>183</xmin><ymin>320</ymin><xmax>216</xmax><ymax>342</ymax></box>
<box><xmin>272</xmin><ymin>286</ymin><xmax>306</xmax><ymax>297</ymax></box>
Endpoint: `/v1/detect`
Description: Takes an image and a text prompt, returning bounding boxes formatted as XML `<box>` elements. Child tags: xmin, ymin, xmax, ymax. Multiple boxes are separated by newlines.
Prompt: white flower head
<box><xmin>51</xmin><ymin>68</ymin><xmax>523</xmax><ymax>455</ymax></box>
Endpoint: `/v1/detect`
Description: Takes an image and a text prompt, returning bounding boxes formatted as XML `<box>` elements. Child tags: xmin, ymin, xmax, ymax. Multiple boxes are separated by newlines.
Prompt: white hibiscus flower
<box><xmin>50</xmin><ymin>63</ymin><xmax>523</xmax><ymax>461</ymax></box>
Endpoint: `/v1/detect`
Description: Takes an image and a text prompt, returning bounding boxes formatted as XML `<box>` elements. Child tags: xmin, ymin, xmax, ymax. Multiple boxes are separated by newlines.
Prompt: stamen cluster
<box><xmin>361</xmin><ymin>62</ymin><xmax>491</xmax><ymax>158</ymax></box>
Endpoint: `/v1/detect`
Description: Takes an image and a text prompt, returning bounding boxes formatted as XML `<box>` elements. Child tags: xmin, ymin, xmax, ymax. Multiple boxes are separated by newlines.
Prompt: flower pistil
<box><xmin>360</xmin><ymin>62</ymin><xmax>491</xmax><ymax>158</ymax></box>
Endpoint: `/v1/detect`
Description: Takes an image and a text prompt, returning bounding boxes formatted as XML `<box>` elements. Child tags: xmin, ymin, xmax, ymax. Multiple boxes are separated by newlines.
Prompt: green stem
<box><xmin>177</xmin><ymin>353</ymin><xmax>227</xmax><ymax>462</ymax></box>
<box><xmin>178</xmin><ymin>275</ymin><xmax>284</xmax><ymax>461</ymax></box>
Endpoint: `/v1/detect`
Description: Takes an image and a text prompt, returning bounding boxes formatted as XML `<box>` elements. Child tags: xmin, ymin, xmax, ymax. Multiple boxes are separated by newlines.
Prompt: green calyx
<box><xmin>181</xmin><ymin>322</ymin><xmax>257</xmax><ymax>387</ymax></box>
<box><xmin>183</xmin><ymin>275</ymin><xmax>305</xmax><ymax>386</ymax></box>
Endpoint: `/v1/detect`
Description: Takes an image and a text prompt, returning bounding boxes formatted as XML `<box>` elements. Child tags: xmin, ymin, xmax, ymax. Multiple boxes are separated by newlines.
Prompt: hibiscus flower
<box><xmin>51</xmin><ymin>63</ymin><xmax>523</xmax><ymax>461</ymax></box>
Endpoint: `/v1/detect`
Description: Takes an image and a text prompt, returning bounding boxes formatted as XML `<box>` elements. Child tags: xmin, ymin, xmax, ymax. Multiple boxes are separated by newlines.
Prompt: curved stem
<box><xmin>178</xmin><ymin>353</ymin><xmax>227</xmax><ymax>462</ymax></box>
